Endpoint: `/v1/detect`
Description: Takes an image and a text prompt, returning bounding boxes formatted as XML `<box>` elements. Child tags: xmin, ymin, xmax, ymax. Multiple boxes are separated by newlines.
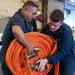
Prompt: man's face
<box><xmin>24</xmin><ymin>6</ymin><xmax>38</xmax><ymax>22</ymax></box>
<box><xmin>49</xmin><ymin>20</ymin><xmax>63</xmax><ymax>32</ymax></box>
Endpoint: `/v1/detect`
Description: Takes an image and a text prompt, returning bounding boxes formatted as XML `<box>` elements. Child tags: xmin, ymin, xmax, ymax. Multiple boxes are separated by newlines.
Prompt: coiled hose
<box><xmin>6</xmin><ymin>32</ymin><xmax>59</xmax><ymax>75</ymax></box>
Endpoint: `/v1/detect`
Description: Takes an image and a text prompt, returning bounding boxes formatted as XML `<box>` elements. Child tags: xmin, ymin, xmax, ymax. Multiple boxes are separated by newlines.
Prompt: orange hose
<box><xmin>6</xmin><ymin>32</ymin><xmax>59</xmax><ymax>75</ymax></box>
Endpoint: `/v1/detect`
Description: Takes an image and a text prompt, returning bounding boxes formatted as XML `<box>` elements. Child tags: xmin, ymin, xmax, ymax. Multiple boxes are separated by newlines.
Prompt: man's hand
<box><xmin>35</xmin><ymin>58</ymin><xmax>48</xmax><ymax>72</ymax></box>
<box><xmin>26</xmin><ymin>44</ymin><xmax>36</xmax><ymax>55</ymax></box>
<box><xmin>35</xmin><ymin>14</ymin><xmax>44</xmax><ymax>22</ymax></box>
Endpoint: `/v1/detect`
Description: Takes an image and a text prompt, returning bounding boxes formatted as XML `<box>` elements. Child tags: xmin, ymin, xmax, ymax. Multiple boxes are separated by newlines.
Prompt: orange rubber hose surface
<box><xmin>6</xmin><ymin>32</ymin><xmax>59</xmax><ymax>75</ymax></box>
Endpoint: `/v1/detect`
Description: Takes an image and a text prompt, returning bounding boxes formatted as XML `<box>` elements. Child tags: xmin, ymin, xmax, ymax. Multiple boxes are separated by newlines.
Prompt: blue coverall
<box><xmin>0</xmin><ymin>9</ymin><xmax>37</xmax><ymax>75</ymax></box>
<box><xmin>41</xmin><ymin>23</ymin><xmax>75</xmax><ymax>75</ymax></box>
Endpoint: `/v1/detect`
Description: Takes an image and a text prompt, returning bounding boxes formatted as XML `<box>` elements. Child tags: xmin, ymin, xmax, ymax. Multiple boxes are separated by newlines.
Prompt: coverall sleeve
<box><xmin>47</xmin><ymin>26</ymin><xmax>74</xmax><ymax>64</ymax></box>
<box><xmin>11</xmin><ymin>17</ymin><xmax>24</xmax><ymax>28</ymax></box>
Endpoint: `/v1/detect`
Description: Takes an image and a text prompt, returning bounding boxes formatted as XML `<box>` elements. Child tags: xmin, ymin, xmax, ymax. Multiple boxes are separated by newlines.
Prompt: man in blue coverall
<box><xmin>36</xmin><ymin>9</ymin><xmax>75</xmax><ymax>75</ymax></box>
<box><xmin>0</xmin><ymin>1</ymin><xmax>38</xmax><ymax>75</ymax></box>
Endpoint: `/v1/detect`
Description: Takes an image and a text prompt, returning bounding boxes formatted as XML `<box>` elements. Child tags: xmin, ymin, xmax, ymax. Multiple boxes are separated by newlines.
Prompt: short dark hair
<box><xmin>50</xmin><ymin>9</ymin><xmax>64</xmax><ymax>22</ymax></box>
<box><xmin>22</xmin><ymin>1</ymin><xmax>38</xmax><ymax>8</ymax></box>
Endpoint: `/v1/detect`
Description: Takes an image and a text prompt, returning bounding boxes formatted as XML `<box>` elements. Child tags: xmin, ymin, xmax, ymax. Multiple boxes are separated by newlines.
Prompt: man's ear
<box><xmin>23</xmin><ymin>7</ymin><xmax>28</xmax><ymax>11</ymax></box>
<box><xmin>25</xmin><ymin>7</ymin><xmax>28</xmax><ymax>11</ymax></box>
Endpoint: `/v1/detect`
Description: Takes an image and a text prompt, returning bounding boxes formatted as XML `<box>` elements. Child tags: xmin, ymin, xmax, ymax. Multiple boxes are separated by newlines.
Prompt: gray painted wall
<box><xmin>48</xmin><ymin>0</ymin><xmax>64</xmax><ymax>22</ymax></box>
<box><xmin>0</xmin><ymin>17</ymin><xmax>9</xmax><ymax>33</ymax></box>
